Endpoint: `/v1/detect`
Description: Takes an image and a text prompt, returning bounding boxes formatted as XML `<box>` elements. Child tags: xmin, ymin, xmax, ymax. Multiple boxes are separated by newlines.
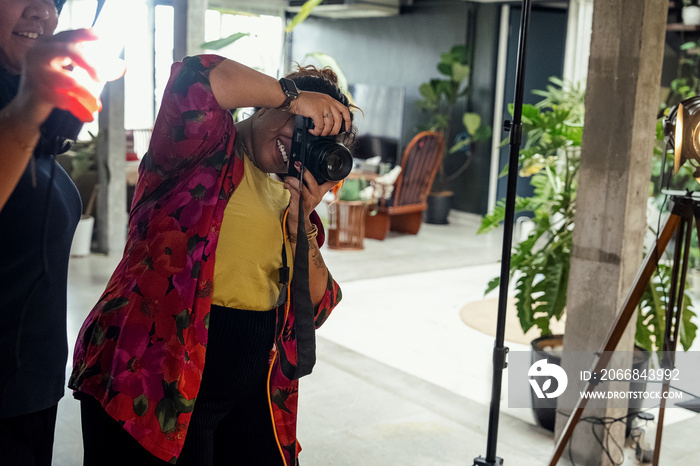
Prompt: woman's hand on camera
<box><xmin>288</xmin><ymin>92</ymin><xmax>351</xmax><ymax>138</ymax></box>
<box><xmin>284</xmin><ymin>161</ymin><xmax>337</xmax><ymax>234</ymax></box>
<box><xmin>15</xmin><ymin>29</ymin><xmax>102</xmax><ymax>126</ymax></box>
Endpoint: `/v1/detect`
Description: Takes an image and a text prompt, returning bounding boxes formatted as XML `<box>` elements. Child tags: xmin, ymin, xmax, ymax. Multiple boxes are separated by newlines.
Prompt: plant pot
<box><xmin>327</xmin><ymin>201</ymin><xmax>368</xmax><ymax>250</ymax></box>
<box><xmin>530</xmin><ymin>335</ymin><xmax>650</xmax><ymax>435</ymax></box>
<box><xmin>530</xmin><ymin>334</ymin><xmax>564</xmax><ymax>431</ymax></box>
<box><xmin>424</xmin><ymin>191</ymin><xmax>453</xmax><ymax>225</ymax></box>
<box><xmin>70</xmin><ymin>215</ymin><xmax>94</xmax><ymax>257</ymax></box>
<box><xmin>683</xmin><ymin>5</ymin><xmax>700</xmax><ymax>26</ymax></box>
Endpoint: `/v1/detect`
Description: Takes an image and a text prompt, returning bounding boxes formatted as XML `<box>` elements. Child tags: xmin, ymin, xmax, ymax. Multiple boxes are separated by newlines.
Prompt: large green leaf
<box><xmin>477</xmin><ymin>196</ymin><xmax>533</xmax><ymax>233</ymax></box>
<box><xmin>636</xmin><ymin>263</ymin><xmax>697</xmax><ymax>358</ymax></box>
<box><xmin>452</xmin><ymin>63</ymin><xmax>470</xmax><ymax>83</ymax></box>
<box><xmin>437</xmin><ymin>62</ymin><xmax>451</xmax><ymax>77</ymax></box>
<box><xmin>285</xmin><ymin>0</ymin><xmax>324</xmax><ymax>32</ymax></box>
<box><xmin>419</xmin><ymin>82</ymin><xmax>438</xmax><ymax>103</ymax></box>
<box><xmin>462</xmin><ymin>112</ymin><xmax>481</xmax><ymax>135</ymax></box>
<box><xmin>679</xmin><ymin>295</ymin><xmax>698</xmax><ymax>351</ymax></box>
<box><xmin>447</xmin><ymin>44</ymin><xmax>469</xmax><ymax>64</ymax></box>
<box><xmin>515</xmin><ymin>271</ymin><xmax>537</xmax><ymax>333</ymax></box>
<box><xmin>201</xmin><ymin>32</ymin><xmax>249</xmax><ymax>51</ymax></box>
<box><xmin>448</xmin><ymin>137</ymin><xmax>472</xmax><ymax>154</ymax></box>
<box><xmin>540</xmin><ymin>250</ymin><xmax>570</xmax><ymax>322</ymax></box>
<box><xmin>485</xmin><ymin>276</ymin><xmax>501</xmax><ymax>296</ymax></box>
<box><xmin>520</xmin><ymin>104</ymin><xmax>541</xmax><ymax>125</ymax></box>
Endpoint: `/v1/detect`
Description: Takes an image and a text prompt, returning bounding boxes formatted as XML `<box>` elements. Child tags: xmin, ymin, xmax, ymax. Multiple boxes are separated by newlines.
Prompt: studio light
<box><xmin>665</xmin><ymin>96</ymin><xmax>700</xmax><ymax>181</ymax></box>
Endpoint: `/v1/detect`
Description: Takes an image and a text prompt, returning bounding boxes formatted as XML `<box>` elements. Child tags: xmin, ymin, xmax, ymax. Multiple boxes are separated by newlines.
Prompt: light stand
<box><xmin>473</xmin><ymin>1</ymin><xmax>532</xmax><ymax>465</ymax></box>
<box><xmin>548</xmin><ymin>192</ymin><xmax>700</xmax><ymax>465</ymax></box>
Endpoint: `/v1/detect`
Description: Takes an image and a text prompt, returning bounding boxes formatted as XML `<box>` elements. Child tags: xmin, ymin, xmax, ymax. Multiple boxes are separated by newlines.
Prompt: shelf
<box><xmin>668</xmin><ymin>23</ymin><xmax>700</xmax><ymax>32</ymax></box>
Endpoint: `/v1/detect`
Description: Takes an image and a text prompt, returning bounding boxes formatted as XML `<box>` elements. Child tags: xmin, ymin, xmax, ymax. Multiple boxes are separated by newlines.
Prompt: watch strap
<box><xmin>277</xmin><ymin>77</ymin><xmax>299</xmax><ymax>110</ymax></box>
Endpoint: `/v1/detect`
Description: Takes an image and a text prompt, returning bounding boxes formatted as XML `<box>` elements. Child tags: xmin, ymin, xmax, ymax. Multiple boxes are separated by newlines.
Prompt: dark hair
<box><xmin>54</xmin><ymin>0</ymin><xmax>67</xmax><ymax>13</ymax></box>
<box><xmin>286</xmin><ymin>65</ymin><xmax>351</xmax><ymax>109</ymax></box>
<box><xmin>257</xmin><ymin>65</ymin><xmax>359</xmax><ymax>146</ymax></box>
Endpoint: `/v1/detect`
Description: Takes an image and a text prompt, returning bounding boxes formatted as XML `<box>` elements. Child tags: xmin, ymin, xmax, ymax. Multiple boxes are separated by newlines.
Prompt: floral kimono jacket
<box><xmin>69</xmin><ymin>55</ymin><xmax>341</xmax><ymax>465</ymax></box>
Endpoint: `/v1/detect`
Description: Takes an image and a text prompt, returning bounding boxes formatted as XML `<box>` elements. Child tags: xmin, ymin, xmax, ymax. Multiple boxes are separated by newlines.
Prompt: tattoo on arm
<box><xmin>310</xmin><ymin>241</ymin><xmax>325</xmax><ymax>269</ymax></box>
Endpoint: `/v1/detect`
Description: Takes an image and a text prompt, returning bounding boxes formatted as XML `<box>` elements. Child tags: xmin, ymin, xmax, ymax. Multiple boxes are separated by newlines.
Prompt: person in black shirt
<box><xmin>0</xmin><ymin>1</ymin><xmax>103</xmax><ymax>464</ymax></box>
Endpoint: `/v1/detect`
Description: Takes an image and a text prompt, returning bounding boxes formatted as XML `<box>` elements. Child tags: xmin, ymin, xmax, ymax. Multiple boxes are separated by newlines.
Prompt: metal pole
<box><xmin>474</xmin><ymin>1</ymin><xmax>531</xmax><ymax>464</ymax></box>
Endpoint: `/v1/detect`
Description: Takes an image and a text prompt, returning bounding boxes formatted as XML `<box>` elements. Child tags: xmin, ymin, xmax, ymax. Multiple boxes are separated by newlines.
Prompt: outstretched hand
<box><xmin>287</xmin><ymin>91</ymin><xmax>351</xmax><ymax>137</ymax></box>
<box><xmin>15</xmin><ymin>28</ymin><xmax>119</xmax><ymax>125</ymax></box>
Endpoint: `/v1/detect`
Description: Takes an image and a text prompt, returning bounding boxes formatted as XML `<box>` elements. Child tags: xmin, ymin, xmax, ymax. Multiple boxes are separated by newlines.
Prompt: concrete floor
<box><xmin>53</xmin><ymin>211</ymin><xmax>700</xmax><ymax>465</ymax></box>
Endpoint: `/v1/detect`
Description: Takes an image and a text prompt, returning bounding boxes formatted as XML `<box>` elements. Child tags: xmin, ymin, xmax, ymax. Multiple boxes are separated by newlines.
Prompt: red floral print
<box><xmin>69</xmin><ymin>55</ymin><xmax>341</xmax><ymax>465</ymax></box>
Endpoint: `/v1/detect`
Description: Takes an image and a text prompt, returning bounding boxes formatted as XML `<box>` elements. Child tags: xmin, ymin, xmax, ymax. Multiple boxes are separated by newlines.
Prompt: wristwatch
<box><xmin>277</xmin><ymin>77</ymin><xmax>299</xmax><ymax>110</ymax></box>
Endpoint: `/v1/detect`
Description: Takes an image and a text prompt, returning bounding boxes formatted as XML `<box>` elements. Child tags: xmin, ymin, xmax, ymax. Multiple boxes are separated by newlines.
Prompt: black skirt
<box><xmin>80</xmin><ymin>305</ymin><xmax>284</xmax><ymax>466</ymax></box>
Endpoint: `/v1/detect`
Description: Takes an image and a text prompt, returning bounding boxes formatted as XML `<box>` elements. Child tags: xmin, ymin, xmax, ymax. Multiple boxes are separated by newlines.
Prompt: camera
<box><xmin>287</xmin><ymin>115</ymin><xmax>353</xmax><ymax>184</ymax></box>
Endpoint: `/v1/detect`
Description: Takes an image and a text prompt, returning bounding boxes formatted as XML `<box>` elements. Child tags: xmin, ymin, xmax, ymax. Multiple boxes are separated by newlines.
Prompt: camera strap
<box><xmin>289</xmin><ymin>164</ymin><xmax>317</xmax><ymax>380</ymax></box>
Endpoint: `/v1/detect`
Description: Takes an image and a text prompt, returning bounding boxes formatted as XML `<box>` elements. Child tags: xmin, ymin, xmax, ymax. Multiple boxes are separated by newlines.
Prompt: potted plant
<box><xmin>478</xmin><ymin>77</ymin><xmax>698</xmax><ymax>431</ymax></box>
<box><xmin>417</xmin><ymin>44</ymin><xmax>491</xmax><ymax>224</ymax></box>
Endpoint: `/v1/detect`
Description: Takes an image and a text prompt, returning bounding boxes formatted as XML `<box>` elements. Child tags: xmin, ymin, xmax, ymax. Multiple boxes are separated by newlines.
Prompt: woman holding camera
<box><xmin>70</xmin><ymin>54</ymin><xmax>356</xmax><ymax>466</ymax></box>
<box><xmin>0</xmin><ymin>0</ymin><xmax>102</xmax><ymax>464</ymax></box>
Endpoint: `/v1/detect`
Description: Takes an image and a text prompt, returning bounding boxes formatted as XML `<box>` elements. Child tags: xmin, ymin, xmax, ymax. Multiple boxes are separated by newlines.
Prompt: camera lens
<box><xmin>325</xmin><ymin>150</ymin><xmax>345</xmax><ymax>173</ymax></box>
<box><xmin>311</xmin><ymin>141</ymin><xmax>353</xmax><ymax>182</ymax></box>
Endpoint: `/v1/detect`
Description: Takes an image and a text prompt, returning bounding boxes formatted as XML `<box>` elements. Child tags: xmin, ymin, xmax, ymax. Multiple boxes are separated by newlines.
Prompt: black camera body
<box><xmin>287</xmin><ymin>115</ymin><xmax>353</xmax><ymax>185</ymax></box>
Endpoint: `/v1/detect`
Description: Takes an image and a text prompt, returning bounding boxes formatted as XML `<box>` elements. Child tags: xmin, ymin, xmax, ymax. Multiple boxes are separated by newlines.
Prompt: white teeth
<box><xmin>16</xmin><ymin>32</ymin><xmax>39</xmax><ymax>39</ymax></box>
<box><xmin>277</xmin><ymin>139</ymin><xmax>288</xmax><ymax>162</ymax></box>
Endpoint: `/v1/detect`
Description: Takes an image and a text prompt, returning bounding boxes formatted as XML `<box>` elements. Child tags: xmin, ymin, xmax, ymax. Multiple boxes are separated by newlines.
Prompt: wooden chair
<box><xmin>364</xmin><ymin>131</ymin><xmax>444</xmax><ymax>240</ymax></box>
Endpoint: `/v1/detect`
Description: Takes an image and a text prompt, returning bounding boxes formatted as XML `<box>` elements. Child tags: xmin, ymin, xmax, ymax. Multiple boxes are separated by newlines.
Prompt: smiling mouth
<box><xmin>277</xmin><ymin>139</ymin><xmax>289</xmax><ymax>164</ymax></box>
<box><xmin>15</xmin><ymin>32</ymin><xmax>40</xmax><ymax>39</ymax></box>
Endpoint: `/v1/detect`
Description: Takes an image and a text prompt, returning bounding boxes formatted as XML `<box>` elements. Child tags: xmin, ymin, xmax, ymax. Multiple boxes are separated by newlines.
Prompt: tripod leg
<box><xmin>651</xmin><ymin>211</ymin><xmax>693</xmax><ymax>465</ymax></box>
<box><xmin>549</xmin><ymin>212</ymin><xmax>680</xmax><ymax>466</ymax></box>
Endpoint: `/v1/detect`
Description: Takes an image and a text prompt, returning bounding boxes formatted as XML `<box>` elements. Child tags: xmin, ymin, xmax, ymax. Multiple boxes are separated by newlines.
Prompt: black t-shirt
<box><xmin>0</xmin><ymin>72</ymin><xmax>82</xmax><ymax>417</ymax></box>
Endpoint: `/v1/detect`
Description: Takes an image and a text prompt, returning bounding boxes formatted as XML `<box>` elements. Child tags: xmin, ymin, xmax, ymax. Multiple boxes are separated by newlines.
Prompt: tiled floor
<box><xmin>53</xmin><ymin>211</ymin><xmax>700</xmax><ymax>465</ymax></box>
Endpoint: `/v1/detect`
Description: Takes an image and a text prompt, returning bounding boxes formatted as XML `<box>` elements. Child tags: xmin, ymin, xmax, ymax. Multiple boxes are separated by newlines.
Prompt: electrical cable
<box><xmin>654</xmin><ymin>139</ymin><xmax>672</xmax><ymax>313</ymax></box>
<box><xmin>558</xmin><ymin>405</ymin><xmax>660</xmax><ymax>465</ymax></box>
<box><xmin>567</xmin><ymin>432</ymin><xmax>578</xmax><ymax>466</ymax></box>
<box><xmin>558</xmin><ymin>375</ymin><xmax>700</xmax><ymax>465</ymax></box>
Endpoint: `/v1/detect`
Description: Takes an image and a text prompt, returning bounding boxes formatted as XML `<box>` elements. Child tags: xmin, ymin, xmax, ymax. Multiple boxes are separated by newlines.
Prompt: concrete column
<box><xmin>553</xmin><ymin>1</ymin><xmax>668</xmax><ymax>465</ymax></box>
<box><xmin>96</xmin><ymin>78</ymin><xmax>127</xmax><ymax>256</ymax></box>
<box><xmin>173</xmin><ymin>0</ymin><xmax>208</xmax><ymax>62</ymax></box>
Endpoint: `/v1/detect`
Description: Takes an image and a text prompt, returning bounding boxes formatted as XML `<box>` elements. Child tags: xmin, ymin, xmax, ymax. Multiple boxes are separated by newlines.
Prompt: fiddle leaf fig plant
<box><xmin>418</xmin><ymin>44</ymin><xmax>470</xmax><ymax>134</ymax></box>
<box><xmin>417</xmin><ymin>44</ymin><xmax>491</xmax><ymax>193</ymax></box>
<box><xmin>478</xmin><ymin>77</ymin><xmax>697</xmax><ymax>354</ymax></box>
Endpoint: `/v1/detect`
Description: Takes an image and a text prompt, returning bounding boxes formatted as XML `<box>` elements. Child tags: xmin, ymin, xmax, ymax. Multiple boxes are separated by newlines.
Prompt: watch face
<box><xmin>281</xmin><ymin>78</ymin><xmax>299</xmax><ymax>97</ymax></box>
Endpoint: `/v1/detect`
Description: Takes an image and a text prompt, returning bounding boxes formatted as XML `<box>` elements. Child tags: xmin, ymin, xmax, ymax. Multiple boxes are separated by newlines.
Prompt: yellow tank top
<box><xmin>212</xmin><ymin>154</ymin><xmax>292</xmax><ymax>310</ymax></box>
